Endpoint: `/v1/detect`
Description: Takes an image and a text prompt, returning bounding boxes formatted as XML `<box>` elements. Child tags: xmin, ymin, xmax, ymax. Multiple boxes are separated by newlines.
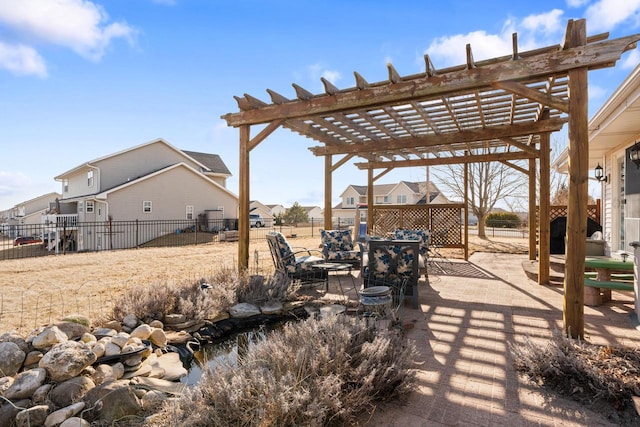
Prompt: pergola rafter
<box><xmin>222</xmin><ymin>19</ymin><xmax>640</xmax><ymax>338</ymax></box>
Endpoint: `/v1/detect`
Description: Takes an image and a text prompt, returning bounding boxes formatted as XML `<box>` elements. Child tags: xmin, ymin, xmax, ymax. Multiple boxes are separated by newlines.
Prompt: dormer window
<box><xmin>87</xmin><ymin>170</ymin><xmax>94</xmax><ymax>187</ymax></box>
<box><xmin>346</xmin><ymin>197</ymin><xmax>355</xmax><ymax>206</ymax></box>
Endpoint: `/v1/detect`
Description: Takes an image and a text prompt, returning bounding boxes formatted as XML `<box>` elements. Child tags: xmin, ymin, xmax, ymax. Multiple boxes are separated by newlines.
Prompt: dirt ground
<box><xmin>0</xmin><ymin>234</ymin><xmax>527</xmax><ymax>334</ymax></box>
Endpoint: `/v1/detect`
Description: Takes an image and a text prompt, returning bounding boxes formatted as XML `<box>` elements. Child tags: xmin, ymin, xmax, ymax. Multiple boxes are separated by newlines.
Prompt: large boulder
<box><xmin>39</xmin><ymin>341</ymin><xmax>96</xmax><ymax>382</ymax></box>
<box><xmin>4</xmin><ymin>367</ymin><xmax>47</xmax><ymax>400</ymax></box>
<box><xmin>0</xmin><ymin>341</ymin><xmax>25</xmax><ymax>377</ymax></box>
<box><xmin>83</xmin><ymin>380</ymin><xmax>142</xmax><ymax>423</ymax></box>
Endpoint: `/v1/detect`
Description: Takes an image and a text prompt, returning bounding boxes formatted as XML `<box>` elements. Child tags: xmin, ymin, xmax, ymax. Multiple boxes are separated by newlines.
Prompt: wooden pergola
<box><xmin>221</xmin><ymin>19</ymin><xmax>639</xmax><ymax>338</ymax></box>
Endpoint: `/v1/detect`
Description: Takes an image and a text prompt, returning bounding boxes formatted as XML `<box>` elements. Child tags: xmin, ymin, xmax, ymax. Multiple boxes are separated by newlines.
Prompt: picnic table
<box><xmin>583</xmin><ymin>256</ymin><xmax>635</xmax><ymax>306</ymax></box>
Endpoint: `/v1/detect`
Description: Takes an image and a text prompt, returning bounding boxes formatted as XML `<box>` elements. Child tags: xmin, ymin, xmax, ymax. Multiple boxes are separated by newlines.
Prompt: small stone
<box><xmin>92</xmin><ymin>365</ymin><xmax>116</xmax><ymax>385</ymax></box>
<box><xmin>0</xmin><ymin>376</ymin><xmax>14</xmax><ymax>394</ymax></box>
<box><xmin>260</xmin><ymin>301</ymin><xmax>284</xmax><ymax>315</ymax></box>
<box><xmin>15</xmin><ymin>405</ymin><xmax>49</xmax><ymax>427</ymax></box>
<box><xmin>163</xmin><ymin>314</ymin><xmax>186</xmax><ymax>325</ymax></box>
<box><xmin>44</xmin><ymin>402</ymin><xmax>85</xmax><ymax>427</ymax></box>
<box><xmin>91</xmin><ymin>342</ymin><xmax>106</xmax><ymax>358</ymax></box>
<box><xmin>24</xmin><ymin>350</ymin><xmax>44</xmax><ymax>366</ymax></box>
<box><xmin>149</xmin><ymin>320</ymin><xmax>163</xmax><ymax>329</ymax></box>
<box><xmin>123</xmin><ymin>314</ymin><xmax>138</xmax><ymax>329</ymax></box>
<box><xmin>92</xmin><ymin>327</ymin><xmax>117</xmax><ymax>338</ymax></box>
<box><xmin>141</xmin><ymin>390</ymin><xmax>167</xmax><ymax>410</ymax></box>
<box><xmin>32</xmin><ymin>383</ymin><xmax>53</xmax><ymax>404</ymax></box>
<box><xmin>54</xmin><ymin>321</ymin><xmax>89</xmax><ymax>339</ymax></box>
<box><xmin>149</xmin><ymin>328</ymin><xmax>167</xmax><ymax>348</ymax></box>
<box><xmin>50</xmin><ymin>376</ymin><xmax>96</xmax><ymax>407</ymax></box>
<box><xmin>32</xmin><ymin>325</ymin><xmax>68</xmax><ymax>350</ymax></box>
<box><xmin>4</xmin><ymin>368</ymin><xmax>47</xmax><ymax>400</ymax></box>
<box><xmin>229</xmin><ymin>302</ymin><xmax>261</xmax><ymax>318</ymax></box>
<box><xmin>61</xmin><ymin>314</ymin><xmax>91</xmax><ymax>328</ymax></box>
<box><xmin>124</xmin><ymin>354</ymin><xmax>143</xmax><ymax>367</ymax></box>
<box><xmin>112</xmin><ymin>362</ymin><xmax>125</xmax><ymax>379</ymax></box>
<box><xmin>130</xmin><ymin>324</ymin><xmax>152</xmax><ymax>340</ymax></box>
<box><xmin>111</xmin><ymin>332</ymin><xmax>130</xmax><ymax>348</ymax></box>
<box><xmin>80</xmin><ymin>333</ymin><xmax>96</xmax><ymax>343</ymax></box>
<box><xmin>102</xmin><ymin>320</ymin><xmax>121</xmax><ymax>331</ymax></box>
<box><xmin>0</xmin><ymin>342</ymin><xmax>25</xmax><ymax>377</ymax></box>
<box><xmin>0</xmin><ymin>331</ymin><xmax>29</xmax><ymax>354</ymax></box>
<box><xmin>60</xmin><ymin>417</ymin><xmax>91</xmax><ymax>427</ymax></box>
<box><xmin>104</xmin><ymin>342</ymin><xmax>121</xmax><ymax>357</ymax></box>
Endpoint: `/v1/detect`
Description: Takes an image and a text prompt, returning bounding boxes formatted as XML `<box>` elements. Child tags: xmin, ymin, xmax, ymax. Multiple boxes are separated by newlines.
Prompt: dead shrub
<box><xmin>149</xmin><ymin>315</ymin><xmax>417</xmax><ymax>426</ymax></box>
<box><xmin>511</xmin><ymin>330</ymin><xmax>640</xmax><ymax>412</ymax></box>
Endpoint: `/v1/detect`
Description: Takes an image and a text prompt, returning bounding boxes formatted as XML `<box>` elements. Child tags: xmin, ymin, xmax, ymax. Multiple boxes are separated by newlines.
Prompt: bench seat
<box><xmin>583</xmin><ymin>277</ymin><xmax>634</xmax><ymax>306</ymax></box>
<box><xmin>584</xmin><ymin>277</ymin><xmax>634</xmax><ymax>291</ymax></box>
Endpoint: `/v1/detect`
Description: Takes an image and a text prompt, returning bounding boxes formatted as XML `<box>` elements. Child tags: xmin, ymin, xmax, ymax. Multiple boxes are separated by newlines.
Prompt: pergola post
<box><xmin>367</xmin><ymin>168</ymin><xmax>374</xmax><ymax>233</ymax></box>
<box><xmin>539</xmin><ymin>125</ymin><xmax>551</xmax><ymax>286</ymax></box>
<box><xmin>564</xmin><ymin>19</ymin><xmax>589</xmax><ymax>339</ymax></box>
<box><xmin>238</xmin><ymin>125</ymin><xmax>250</xmax><ymax>271</ymax></box>
<box><xmin>324</xmin><ymin>155</ymin><xmax>332</xmax><ymax>230</ymax></box>
<box><xmin>464</xmin><ymin>159</ymin><xmax>469</xmax><ymax>261</ymax></box>
<box><xmin>528</xmin><ymin>157</ymin><xmax>537</xmax><ymax>261</ymax></box>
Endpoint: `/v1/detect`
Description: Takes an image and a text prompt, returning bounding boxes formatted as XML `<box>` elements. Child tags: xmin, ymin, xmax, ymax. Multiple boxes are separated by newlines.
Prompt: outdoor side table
<box><xmin>311</xmin><ymin>263</ymin><xmax>354</xmax><ymax>300</ymax></box>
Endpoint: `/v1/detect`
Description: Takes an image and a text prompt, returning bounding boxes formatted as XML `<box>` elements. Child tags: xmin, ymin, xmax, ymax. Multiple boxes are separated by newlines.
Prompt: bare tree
<box><xmin>432</xmin><ymin>148</ymin><xmax>528</xmax><ymax>238</ymax></box>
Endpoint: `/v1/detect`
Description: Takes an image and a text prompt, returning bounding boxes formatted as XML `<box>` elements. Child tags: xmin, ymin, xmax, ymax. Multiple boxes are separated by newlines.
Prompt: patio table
<box><xmin>584</xmin><ymin>256</ymin><xmax>635</xmax><ymax>306</ymax></box>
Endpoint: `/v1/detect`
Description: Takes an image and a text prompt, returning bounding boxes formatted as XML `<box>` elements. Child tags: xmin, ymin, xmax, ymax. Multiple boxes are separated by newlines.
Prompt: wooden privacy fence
<box><xmin>371</xmin><ymin>204</ymin><xmax>466</xmax><ymax>249</ymax></box>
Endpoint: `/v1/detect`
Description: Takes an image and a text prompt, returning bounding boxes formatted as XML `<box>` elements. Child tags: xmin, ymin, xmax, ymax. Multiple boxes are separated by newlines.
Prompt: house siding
<box><xmin>95</xmin><ymin>141</ymin><xmax>202</xmax><ymax>192</ymax></box>
<box><xmin>106</xmin><ymin>166</ymin><xmax>237</xmax><ymax>221</ymax></box>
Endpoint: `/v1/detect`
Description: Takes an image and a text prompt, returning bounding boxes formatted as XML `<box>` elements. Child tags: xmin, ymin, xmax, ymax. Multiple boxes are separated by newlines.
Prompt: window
<box><xmin>346</xmin><ymin>197</ymin><xmax>355</xmax><ymax>206</ymax></box>
<box><xmin>87</xmin><ymin>170</ymin><xmax>94</xmax><ymax>187</ymax></box>
<box><xmin>186</xmin><ymin>205</ymin><xmax>194</xmax><ymax>220</ymax></box>
<box><xmin>78</xmin><ymin>202</ymin><xmax>83</xmax><ymax>213</ymax></box>
<box><xmin>86</xmin><ymin>201</ymin><xmax>94</xmax><ymax>213</ymax></box>
<box><xmin>375</xmin><ymin>196</ymin><xmax>390</xmax><ymax>204</ymax></box>
<box><xmin>397</xmin><ymin>195</ymin><xmax>407</xmax><ymax>204</ymax></box>
<box><xmin>143</xmin><ymin>201</ymin><xmax>152</xmax><ymax>213</ymax></box>
<box><xmin>63</xmin><ymin>179</ymin><xmax>69</xmax><ymax>193</ymax></box>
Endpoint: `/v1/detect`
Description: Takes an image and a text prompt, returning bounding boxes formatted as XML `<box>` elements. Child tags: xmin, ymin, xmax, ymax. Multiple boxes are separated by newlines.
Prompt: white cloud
<box><xmin>425</xmin><ymin>10</ymin><xmax>566</xmax><ymax>67</ymax></box>
<box><xmin>585</xmin><ymin>0</ymin><xmax>640</xmax><ymax>32</ymax></box>
<box><xmin>0</xmin><ymin>0</ymin><xmax>136</xmax><ymax>61</ymax></box>
<box><xmin>0</xmin><ymin>41</ymin><xmax>47</xmax><ymax>77</ymax></box>
<box><xmin>321</xmin><ymin>70</ymin><xmax>341</xmax><ymax>84</ymax></box>
<box><xmin>567</xmin><ymin>0</ymin><xmax>589</xmax><ymax>7</ymax></box>
<box><xmin>620</xmin><ymin>48</ymin><xmax>640</xmax><ymax>69</ymax></box>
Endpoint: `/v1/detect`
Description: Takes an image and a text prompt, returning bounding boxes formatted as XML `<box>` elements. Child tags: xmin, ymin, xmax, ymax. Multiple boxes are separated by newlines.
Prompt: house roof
<box><xmin>181</xmin><ymin>150</ymin><xmax>232</xmax><ymax>176</ymax></box>
<box><xmin>54</xmin><ymin>138</ymin><xmax>231</xmax><ymax>180</ymax></box>
<box><xmin>14</xmin><ymin>192</ymin><xmax>61</xmax><ymax>207</ymax></box>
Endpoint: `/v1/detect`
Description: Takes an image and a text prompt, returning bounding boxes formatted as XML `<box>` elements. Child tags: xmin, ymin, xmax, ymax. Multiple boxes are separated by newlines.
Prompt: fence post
<box><xmin>135</xmin><ymin>219</ymin><xmax>139</xmax><ymax>248</ymax></box>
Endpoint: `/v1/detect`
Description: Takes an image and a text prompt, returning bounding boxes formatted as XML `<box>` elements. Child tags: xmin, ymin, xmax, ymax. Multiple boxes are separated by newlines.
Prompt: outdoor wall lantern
<box><xmin>630</xmin><ymin>141</ymin><xmax>640</xmax><ymax>169</ymax></box>
<box><xmin>594</xmin><ymin>163</ymin><xmax>608</xmax><ymax>182</ymax></box>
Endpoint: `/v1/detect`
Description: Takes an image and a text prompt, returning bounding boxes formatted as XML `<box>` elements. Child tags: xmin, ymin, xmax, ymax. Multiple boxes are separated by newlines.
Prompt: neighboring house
<box><xmin>554</xmin><ymin>64</ymin><xmax>640</xmax><ymax>255</ymax></box>
<box><xmin>332</xmin><ymin>181</ymin><xmax>449</xmax><ymax>225</ymax></box>
<box><xmin>45</xmin><ymin>138</ymin><xmax>238</xmax><ymax>251</ymax></box>
<box><xmin>2</xmin><ymin>192</ymin><xmax>61</xmax><ymax>238</ymax></box>
<box><xmin>302</xmin><ymin>206</ymin><xmax>323</xmax><ymax>222</ymax></box>
<box><xmin>266</xmin><ymin>204</ymin><xmax>286</xmax><ymax>217</ymax></box>
<box><xmin>249</xmin><ymin>201</ymin><xmax>274</xmax><ymax>226</ymax></box>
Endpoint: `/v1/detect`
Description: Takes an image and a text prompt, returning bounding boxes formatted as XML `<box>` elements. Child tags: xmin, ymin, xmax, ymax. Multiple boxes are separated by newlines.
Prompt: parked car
<box><xmin>13</xmin><ymin>236</ymin><xmax>43</xmax><ymax>246</ymax></box>
<box><xmin>250</xmin><ymin>214</ymin><xmax>264</xmax><ymax>228</ymax></box>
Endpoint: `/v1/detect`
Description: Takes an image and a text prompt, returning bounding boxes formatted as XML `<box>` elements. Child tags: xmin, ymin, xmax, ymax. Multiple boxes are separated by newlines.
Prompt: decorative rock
<box><xmin>4</xmin><ymin>367</ymin><xmax>47</xmax><ymax>400</ymax></box>
<box><xmin>123</xmin><ymin>354</ymin><xmax>143</xmax><ymax>367</ymax></box>
<box><xmin>127</xmin><ymin>337</ymin><xmax>143</xmax><ymax>346</ymax></box>
<box><xmin>83</xmin><ymin>380</ymin><xmax>142</xmax><ymax>423</ymax></box>
<box><xmin>32</xmin><ymin>325</ymin><xmax>68</xmax><ymax>350</ymax></box>
<box><xmin>130</xmin><ymin>324</ymin><xmax>152</xmax><ymax>340</ymax></box>
<box><xmin>130</xmin><ymin>376</ymin><xmax>186</xmax><ymax>396</ymax></box>
<box><xmin>111</xmin><ymin>332</ymin><xmax>130</xmax><ymax>348</ymax></box>
<box><xmin>54</xmin><ymin>321</ymin><xmax>89</xmax><ymax>339</ymax></box>
<box><xmin>122</xmin><ymin>363</ymin><xmax>152</xmax><ymax>379</ymax></box>
<box><xmin>44</xmin><ymin>402</ymin><xmax>85</xmax><ymax>427</ymax></box>
<box><xmin>15</xmin><ymin>405</ymin><xmax>49</xmax><ymax>427</ymax></box>
<box><xmin>260</xmin><ymin>301</ymin><xmax>284</xmax><ymax>315</ymax></box>
<box><xmin>93</xmin><ymin>364</ymin><xmax>116</xmax><ymax>385</ymax></box>
<box><xmin>163</xmin><ymin>313</ymin><xmax>186</xmax><ymax>325</ymax></box>
<box><xmin>60</xmin><ymin>417</ymin><xmax>91</xmax><ymax>427</ymax></box>
<box><xmin>0</xmin><ymin>399</ymin><xmax>30</xmax><ymax>427</ymax></box>
<box><xmin>32</xmin><ymin>383</ymin><xmax>53</xmax><ymax>404</ymax></box>
<box><xmin>104</xmin><ymin>342</ymin><xmax>121</xmax><ymax>357</ymax></box>
<box><xmin>80</xmin><ymin>333</ymin><xmax>96</xmax><ymax>343</ymax></box>
<box><xmin>0</xmin><ymin>376</ymin><xmax>14</xmax><ymax>394</ymax></box>
<box><xmin>0</xmin><ymin>331</ymin><xmax>29</xmax><ymax>354</ymax></box>
<box><xmin>153</xmin><ymin>352</ymin><xmax>187</xmax><ymax>381</ymax></box>
<box><xmin>112</xmin><ymin>362</ymin><xmax>125</xmax><ymax>380</ymax></box>
<box><xmin>39</xmin><ymin>341</ymin><xmax>97</xmax><ymax>382</ymax></box>
<box><xmin>24</xmin><ymin>350</ymin><xmax>44</xmax><ymax>366</ymax></box>
<box><xmin>91</xmin><ymin>342</ymin><xmax>106</xmax><ymax>358</ymax></box>
<box><xmin>61</xmin><ymin>314</ymin><xmax>91</xmax><ymax>328</ymax></box>
<box><xmin>229</xmin><ymin>302</ymin><xmax>261</xmax><ymax>318</ymax></box>
<box><xmin>149</xmin><ymin>320</ymin><xmax>163</xmax><ymax>329</ymax></box>
<box><xmin>123</xmin><ymin>314</ymin><xmax>138</xmax><ymax>329</ymax></box>
<box><xmin>0</xmin><ymin>341</ymin><xmax>25</xmax><ymax>377</ymax></box>
<box><xmin>149</xmin><ymin>328</ymin><xmax>167</xmax><ymax>348</ymax></box>
<box><xmin>102</xmin><ymin>320</ymin><xmax>121</xmax><ymax>331</ymax></box>
<box><xmin>50</xmin><ymin>376</ymin><xmax>96</xmax><ymax>407</ymax></box>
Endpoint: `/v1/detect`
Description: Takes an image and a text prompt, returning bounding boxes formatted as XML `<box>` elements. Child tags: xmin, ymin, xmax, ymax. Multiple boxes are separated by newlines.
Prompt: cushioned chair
<box><xmin>393</xmin><ymin>229</ymin><xmax>430</xmax><ymax>280</ymax></box>
<box><xmin>363</xmin><ymin>239</ymin><xmax>420</xmax><ymax>309</ymax></box>
<box><xmin>320</xmin><ymin>229</ymin><xmax>361</xmax><ymax>268</ymax></box>
<box><xmin>266</xmin><ymin>232</ymin><xmax>326</xmax><ymax>285</ymax></box>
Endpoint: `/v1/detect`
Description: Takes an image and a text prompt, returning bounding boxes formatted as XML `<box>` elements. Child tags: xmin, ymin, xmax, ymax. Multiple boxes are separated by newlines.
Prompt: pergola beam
<box><xmin>355</xmin><ymin>149</ymin><xmax>538</xmax><ymax>169</ymax></box>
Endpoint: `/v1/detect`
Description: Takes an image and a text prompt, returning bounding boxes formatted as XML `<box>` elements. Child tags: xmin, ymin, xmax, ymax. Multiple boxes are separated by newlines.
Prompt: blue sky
<box><xmin>1</xmin><ymin>0</ymin><xmax>639</xmax><ymax>211</ymax></box>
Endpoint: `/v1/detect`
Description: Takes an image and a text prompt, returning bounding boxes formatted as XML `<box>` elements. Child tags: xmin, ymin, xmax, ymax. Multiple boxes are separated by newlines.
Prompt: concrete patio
<box><xmin>322</xmin><ymin>252</ymin><xmax>640</xmax><ymax>426</ymax></box>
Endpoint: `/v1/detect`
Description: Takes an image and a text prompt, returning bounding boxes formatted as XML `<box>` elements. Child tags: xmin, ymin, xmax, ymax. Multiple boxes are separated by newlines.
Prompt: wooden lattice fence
<box><xmin>536</xmin><ymin>201</ymin><xmax>601</xmax><ymax>226</ymax></box>
<box><xmin>371</xmin><ymin>204</ymin><xmax>465</xmax><ymax>249</ymax></box>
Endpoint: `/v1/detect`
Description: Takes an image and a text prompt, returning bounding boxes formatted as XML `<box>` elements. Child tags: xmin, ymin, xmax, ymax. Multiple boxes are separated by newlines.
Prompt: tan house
<box><xmin>249</xmin><ymin>201</ymin><xmax>275</xmax><ymax>226</ymax></box>
<box><xmin>1</xmin><ymin>192</ymin><xmax>61</xmax><ymax>238</ymax></box>
<box><xmin>302</xmin><ymin>206</ymin><xmax>323</xmax><ymax>222</ymax></box>
<box><xmin>555</xmin><ymin>64</ymin><xmax>640</xmax><ymax>256</ymax></box>
<box><xmin>332</xmin><ymin>181</ymin><xmax>449</xmax><ymax>226</ymax></box>
<box><xmin>44</xmin><ymin>138</ymin><xmax>238</xmax><ymax>251</ymax></box>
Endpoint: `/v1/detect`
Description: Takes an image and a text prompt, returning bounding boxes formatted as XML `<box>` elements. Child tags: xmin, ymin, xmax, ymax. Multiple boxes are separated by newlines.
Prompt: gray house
<box><xmin>44</xmin><ymin>138</ymin><xmax>238</xmax><ymax>251</ymax></box>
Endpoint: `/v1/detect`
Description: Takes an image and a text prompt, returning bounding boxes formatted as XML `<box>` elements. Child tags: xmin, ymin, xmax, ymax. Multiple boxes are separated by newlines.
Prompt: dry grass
<box><xmin>0</xmin><ymin>234</ymin><xmax>526</xmax><ymax>334</ymax></box>
<box><xmin>148</xmin><ymin>315</ymin><xmax>417</xmax><ymax>426</ymax></box>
